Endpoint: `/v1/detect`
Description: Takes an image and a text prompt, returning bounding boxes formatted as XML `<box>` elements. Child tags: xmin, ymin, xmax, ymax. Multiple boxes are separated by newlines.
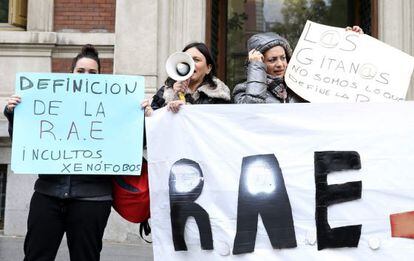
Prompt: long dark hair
<box><xmin>70</xmin><ymin>44</ymin><xmax>101</xmax><ymax>73</ymax></box>
<box><xmin>165</xmin><ymin>42</ymin><xmax>217</xmax><ymax>88</ymax></box>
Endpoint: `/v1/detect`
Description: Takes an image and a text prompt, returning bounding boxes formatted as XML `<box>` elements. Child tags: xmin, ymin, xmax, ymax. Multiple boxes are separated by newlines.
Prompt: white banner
<box><xmin>285</xmin><ymin>21</ymin><xmax>414</xmax><ymax>103</ymax></box>
<box><xmin>146</xmin><ymin>104</ymin><xmax>414</xmax><ymax>260</ymax></box>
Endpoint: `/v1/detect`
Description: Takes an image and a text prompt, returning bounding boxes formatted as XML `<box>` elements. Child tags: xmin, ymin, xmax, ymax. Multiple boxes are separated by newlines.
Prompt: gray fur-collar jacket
<box><xmin>151</xmin><ymin>77</ymin><xmax>231</xmax><ymax>110</ymax></box>
<box><xmin>233</xmin><ymin>61</ymin><xmax>305</xmax><ymax>104</ymax></box>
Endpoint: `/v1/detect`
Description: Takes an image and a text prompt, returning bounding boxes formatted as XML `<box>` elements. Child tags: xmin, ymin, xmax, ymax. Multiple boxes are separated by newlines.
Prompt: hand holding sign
<box><xmin>345</xmin><ymin>25</ymin><xmax>364</xmax><ymax>34</ymax></box>
<box><xmin>6</xmin><ymin>94</ymin><xmax>21</xmax><ymax>112</ymax></box>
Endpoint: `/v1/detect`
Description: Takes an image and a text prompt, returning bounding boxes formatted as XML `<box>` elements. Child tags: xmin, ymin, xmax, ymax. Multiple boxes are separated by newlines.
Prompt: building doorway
<box><xmin>206</xmin><ymin>0</ymin><xmax>378</xmax><ymax>89</ymax></box>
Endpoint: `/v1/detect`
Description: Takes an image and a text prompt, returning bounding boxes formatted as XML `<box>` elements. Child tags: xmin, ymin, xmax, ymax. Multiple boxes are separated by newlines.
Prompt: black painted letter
<box><xmin>233</xmin><ymin>154</ymin><xmax>296</xmax><ymax>255</ymax></box>
<box><xmin>314</xmin><ymin>151</ymin><xmax>362</xmax><ymax>250</ymax></box>
<box><xmin>169</xmin><ymin>159</ymin><xmax>213</xmax><ymax>251</ymax></box>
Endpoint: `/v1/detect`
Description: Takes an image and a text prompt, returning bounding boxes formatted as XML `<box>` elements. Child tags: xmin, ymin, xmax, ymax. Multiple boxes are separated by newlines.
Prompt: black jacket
<box><xmin>4</xmin><ymin>106</ymin><xmax>112</xmax><ymax>199</ymax></box>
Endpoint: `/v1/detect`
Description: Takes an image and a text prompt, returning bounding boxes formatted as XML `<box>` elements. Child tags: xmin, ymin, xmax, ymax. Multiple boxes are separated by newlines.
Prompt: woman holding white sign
<box><xmin>3</xmin><ymin>44</ymin><xmax>112</xmax><ymax>261</ymax></box>
<box><xmin>233</xmin><ymin>26</ymin><xmax>363</xmax><ymax>104</ymax></box>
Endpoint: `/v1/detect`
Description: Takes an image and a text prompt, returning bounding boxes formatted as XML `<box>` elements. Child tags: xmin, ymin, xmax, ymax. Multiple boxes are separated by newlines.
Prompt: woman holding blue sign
<box><xmin>4</xmin><ymin>44</ymin><xmax>112</xmax><ymax>261</ymax></box>
<box><xmin>233</xmin><ymin>26</ymin><xmax>363</xmax><ymax>104</ymax></box>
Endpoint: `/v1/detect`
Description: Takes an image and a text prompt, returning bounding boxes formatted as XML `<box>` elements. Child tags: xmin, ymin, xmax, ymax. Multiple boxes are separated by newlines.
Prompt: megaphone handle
<box><xmin>178</xmin><ymin>78</ymin><xmax>191</xmax><ymax>101</ymax></box>
<box><xmin>178</xmin><ymin>92</ymin><xmax>186</xmax><ymax>101</ymax></box>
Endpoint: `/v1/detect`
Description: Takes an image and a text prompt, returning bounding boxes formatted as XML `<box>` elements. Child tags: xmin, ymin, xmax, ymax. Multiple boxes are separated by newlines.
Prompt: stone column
<box><xmin>27</xmin><ymin>0</ymin><xmax>54</xmax><ymax>32</ymax></box>
<box><xmin>378</xmin><ymin>0</ymin><xmax>414</xmax><ymax>99</ymax></box>
<box><xmin>157</xmin><ymin>0</ymin><xmax>206</xmax><ymax>89</ymax></box>
<box><xmin>114</xmin><ymin>0</ymin><xmax>158</xmax><ymax>95</ymax></box>
<box><xmin>0</xmin><ymin>34</ymin><xmax>55</xmax><ymax>236</ymax></box>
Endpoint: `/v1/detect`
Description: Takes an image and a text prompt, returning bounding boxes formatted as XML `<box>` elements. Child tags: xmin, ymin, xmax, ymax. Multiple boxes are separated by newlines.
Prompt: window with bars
<box><xmin>0</xmin><ymin>164</ymin><xmax>7</xmax><ymax>230</ymax></box>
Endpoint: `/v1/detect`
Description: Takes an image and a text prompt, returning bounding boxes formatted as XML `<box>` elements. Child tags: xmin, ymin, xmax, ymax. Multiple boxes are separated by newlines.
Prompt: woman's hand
<box><xmin>346</xmin><ymin>25</ymin><xmax>364</xmax><ymax>34</ymax></box>
<box><xmin>6</xmin><ymin>94</ymin><xmax>21</xmax><ymax>113</ymax></box>
<box><xmin>167</xmin><ymin>100</ymin><xmax>185</xmax><ymax>113</ymax></box>
<box><xmin>141</xmin><ymin>99</ymin><xmax>153</xmax><ymax>117</ymax></box>
<box><xmin>248</xmin><ymin>49</ymin><xmax>264</xmax><ymax>62</ymax></box>
<box><xmin>172</xmin><ymin>79</ymin><xmax>190</xmax><ymax>95</ymax></box>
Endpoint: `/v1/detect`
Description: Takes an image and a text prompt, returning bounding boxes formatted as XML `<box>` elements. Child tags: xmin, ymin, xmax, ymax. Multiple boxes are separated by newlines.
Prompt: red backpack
<box><xmin>112</xmin><ymin>158</ymin><xmax>151</xmax><ymax>239</ymax></box>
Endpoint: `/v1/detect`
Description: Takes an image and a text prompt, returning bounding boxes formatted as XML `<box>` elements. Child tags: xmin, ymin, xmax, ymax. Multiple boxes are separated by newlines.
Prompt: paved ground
<box><xmin>0</xmin><ymin>233</ymin><xmax>153</xmax><ymax>261</ymax></box>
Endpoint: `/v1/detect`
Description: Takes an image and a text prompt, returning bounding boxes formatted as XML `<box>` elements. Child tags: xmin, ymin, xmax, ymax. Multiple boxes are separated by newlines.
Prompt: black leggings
<box><xmin>23</xmin><ymin>192</ymin><xmax>112</xmax><ymax>261</ymax></box>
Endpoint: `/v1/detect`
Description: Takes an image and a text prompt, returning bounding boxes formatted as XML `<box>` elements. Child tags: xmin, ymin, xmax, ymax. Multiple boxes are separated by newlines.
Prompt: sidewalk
<box><xmin>0</xmin><ymin>233</ymin><xmax>153</xmax><ymax>261</ymax></box>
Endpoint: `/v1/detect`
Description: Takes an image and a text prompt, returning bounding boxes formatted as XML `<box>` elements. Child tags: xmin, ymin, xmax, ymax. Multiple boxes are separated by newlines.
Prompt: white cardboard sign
<box><xmin>285</xmin><ymin>21</ymin><xmax>414</xmax><ymax>102</ymax></box>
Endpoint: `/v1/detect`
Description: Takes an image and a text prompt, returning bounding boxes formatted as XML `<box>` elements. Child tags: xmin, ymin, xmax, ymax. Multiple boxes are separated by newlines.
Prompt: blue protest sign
<box><xmin>11</xmin><ymin>73</ymin><xmax>145</xmax><ymax>175</ymax></box>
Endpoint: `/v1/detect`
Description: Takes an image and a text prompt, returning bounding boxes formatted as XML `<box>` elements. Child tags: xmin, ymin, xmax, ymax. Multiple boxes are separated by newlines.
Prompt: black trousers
<box><xmin>23</xmin><ymin>192</ymin><xmax>112</xmax><ymax>261</ymax></box>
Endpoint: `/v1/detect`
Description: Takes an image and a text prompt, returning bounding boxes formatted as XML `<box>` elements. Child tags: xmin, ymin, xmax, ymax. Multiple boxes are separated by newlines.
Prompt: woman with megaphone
<box><xmin>142</xmin><ymin>42</ymin><xmax>231</xmax><ymax>115</ymax></box>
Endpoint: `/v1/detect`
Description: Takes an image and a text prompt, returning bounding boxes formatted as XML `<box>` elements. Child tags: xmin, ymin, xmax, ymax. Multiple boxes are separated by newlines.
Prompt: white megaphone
<box><xmin>165</xmin><ymin>52</ymin><xmax>195</xmax><ymax>82</ymax></box>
